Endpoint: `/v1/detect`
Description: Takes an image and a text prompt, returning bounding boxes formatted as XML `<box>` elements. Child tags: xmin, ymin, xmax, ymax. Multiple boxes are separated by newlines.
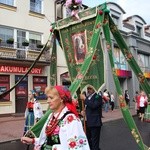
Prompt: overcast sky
<box><xmin>83</xmin><ymin>0</ymin><xmax>150</xmax><ymax>24</ymax></box>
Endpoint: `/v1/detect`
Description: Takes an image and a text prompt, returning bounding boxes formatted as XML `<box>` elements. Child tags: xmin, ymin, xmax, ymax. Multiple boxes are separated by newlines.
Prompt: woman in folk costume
<box><xmin>23</xmin><ymin>90</ymin><xmax>43</xmax><ymax>135</ymax></box>
<box><xmin>21</xmin><ymin>85</ymin><xmax>90</xmax><ymax>150</ymax></box>
<box><xmin>137</xmin><ymin>90</ymin><xmax>148</xmax><ymax>122</ymax></box>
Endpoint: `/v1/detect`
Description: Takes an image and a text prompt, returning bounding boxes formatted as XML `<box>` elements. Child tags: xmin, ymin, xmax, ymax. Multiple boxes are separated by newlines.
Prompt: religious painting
<box><xmin>72</xmin><ymin>31</ymin><xmax>87</xmax><ymax>64</ymax></box>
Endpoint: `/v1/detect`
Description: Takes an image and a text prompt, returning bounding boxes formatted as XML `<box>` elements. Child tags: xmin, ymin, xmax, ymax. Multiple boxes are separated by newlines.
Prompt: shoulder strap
<box><xmin>60</xmin><ymin>111</ymin><xmax>73</xmax><ymax>121</ymax></box>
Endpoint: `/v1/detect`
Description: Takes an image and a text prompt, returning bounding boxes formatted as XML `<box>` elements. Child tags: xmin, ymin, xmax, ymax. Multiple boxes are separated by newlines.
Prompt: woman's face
<box><xmin>28</xmin><ymin>91</ymin><xmax>34</xmax><ymax>100</ymax></box>
<box><xmin>141</xmin><ymin>91</ymin><xmax>145</xmax><ymax>96</ymax></box>
<box><xmin>46</xmin><ymin>89</ymin><xmax>63</xmax><ymax>112</ymax></box>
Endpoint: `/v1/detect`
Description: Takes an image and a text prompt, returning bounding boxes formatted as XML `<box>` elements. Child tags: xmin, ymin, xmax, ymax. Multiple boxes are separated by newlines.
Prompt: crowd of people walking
<box><xmin>21</xmin><ymin>85</ymin><xmax>150</xmax><ymax>150</ymax></box>
<box><xmin>21</xmin><ymin>86</ymin><xmax>90</xmax><ymax>150</ymax></box>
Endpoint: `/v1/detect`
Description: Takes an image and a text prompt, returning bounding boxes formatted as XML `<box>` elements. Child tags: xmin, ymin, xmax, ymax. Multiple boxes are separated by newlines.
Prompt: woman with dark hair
<box><xmin>21</xmin><ymin>86</ymin><xmax>90</xmax><ymax>150</ymax></box>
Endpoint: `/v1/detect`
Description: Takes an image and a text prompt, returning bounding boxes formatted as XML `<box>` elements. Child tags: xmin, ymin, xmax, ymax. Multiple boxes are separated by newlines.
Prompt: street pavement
<box><xmin>0</xmin><ymin>114</ymin><xmax>24</xmax><ymax>142</ymax></box>
<box><xmin>0</xmin><ymin>107</ymin><xmax>136</xmax><ymax>142</ymax></box>
<box><xmin>100</xmin><ymin>116</ymin><xmax>150</xmax><ymax>150</ymax></box>
<box><xmin>0</xmin><ymin>107</ymin><xmax>150</xmax><ymax>150</ymax></box>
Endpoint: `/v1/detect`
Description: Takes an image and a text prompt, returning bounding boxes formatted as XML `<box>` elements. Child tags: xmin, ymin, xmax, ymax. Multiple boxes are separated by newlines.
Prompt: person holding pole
<box><xmin>80</xmin><ymin>86</ymin><xmax>103</xmax><ymax>150</ymax></box>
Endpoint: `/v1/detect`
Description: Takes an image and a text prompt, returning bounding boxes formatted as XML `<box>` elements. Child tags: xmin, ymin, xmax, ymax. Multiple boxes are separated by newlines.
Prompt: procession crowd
<box><xmin>21</xmin><ymin>85</ymin><xmax>150</xmax><ymax>150</ymax></box>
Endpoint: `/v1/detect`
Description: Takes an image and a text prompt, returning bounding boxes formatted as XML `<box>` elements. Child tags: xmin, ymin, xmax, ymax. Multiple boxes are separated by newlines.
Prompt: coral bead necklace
<box><xmin>45</xmin><ymin>107</ymin><xmax>64</xmax><ymax>136</ymax></box>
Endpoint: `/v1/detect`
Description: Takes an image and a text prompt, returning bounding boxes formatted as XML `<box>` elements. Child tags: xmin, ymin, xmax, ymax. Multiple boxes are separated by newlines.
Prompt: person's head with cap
<box><xmin>45</xmin><ymin>85</ymin><xmax>78</xmax><ymax>116</ymax></box>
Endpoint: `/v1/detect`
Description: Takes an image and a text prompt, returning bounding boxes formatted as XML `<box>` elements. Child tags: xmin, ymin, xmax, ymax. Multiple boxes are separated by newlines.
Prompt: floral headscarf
<box><xmin>54</xmin><ymin>86</ymin><xmax>72</xmax><ymax>103</ymax></box>
<box><xmin>54</xmin><ymin>85</ymin><xmax>78</xmax><ymax>117</ymax></box>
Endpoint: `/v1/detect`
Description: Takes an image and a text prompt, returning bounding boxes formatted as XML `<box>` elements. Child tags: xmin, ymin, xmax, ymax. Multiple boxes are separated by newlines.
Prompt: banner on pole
<box><xmin>56</xmin><ymin>7</ymin><xmax>105</xmax><ymax>91</ymax></box>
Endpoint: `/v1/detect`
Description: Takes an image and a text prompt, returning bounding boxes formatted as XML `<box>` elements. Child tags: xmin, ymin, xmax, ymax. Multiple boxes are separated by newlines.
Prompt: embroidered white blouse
<box><xmin>33</xmin><ymin>101</ymin><xmax>43</xmax><ymax>120</ymax></box>
<box><xmin>34</xmin><ymin>107</ymin><xmax>90</xmax><ymax>150</ymax></box>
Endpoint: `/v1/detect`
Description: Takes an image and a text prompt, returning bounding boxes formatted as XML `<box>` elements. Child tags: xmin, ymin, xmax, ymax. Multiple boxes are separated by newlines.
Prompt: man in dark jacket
<box><xmin>84</xmin><ymin>86</ymin><xmax>103</xmax><ymax>150</ymax></box>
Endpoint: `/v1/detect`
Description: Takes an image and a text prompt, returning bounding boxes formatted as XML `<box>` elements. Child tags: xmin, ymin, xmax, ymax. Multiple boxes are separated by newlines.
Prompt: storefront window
<box><xmin>33</xmin><ymin>76</ymin><xmax>47</xmax><ymax>100</ymax></box>
<box><xmin>0</xmin><ymin>75</ymin><xmax>10</xmax><ymax>101</ymax></box>
<box><xmin>113</xmin><ymin>46</ymin><xmax>127</xmax><ymax>70</ymax></box>
<box><xmin>15</xmin><ymin>76</ymin><xmax>28</xmax><ymax>99</ymax></box>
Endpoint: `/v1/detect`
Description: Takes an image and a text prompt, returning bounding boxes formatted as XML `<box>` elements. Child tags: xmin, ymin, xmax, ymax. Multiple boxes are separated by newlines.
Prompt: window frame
<box><xmin>0</xmin><ymin>26</ymin><xmax>14</xmax><ymax>42</ymax></box>
<box><xmin>138</xmin><ymin>53</ymin><xmax>150</xmax><ymax>72</ymax></box>
<box><xmin>113</xmin><ymin>46</ymin><xmax>127</xmax><ymax>70</ymax></box>
<box><xmin>30</xmin><ymin>0</ymin><xmax>43</xmax><ymax>14</ymax></box>
<box><xmin>29</xmin><ymin>32</ymin><xmax>42</xmax><ymax>50</ymax></box>
<box><xmin>0</xmin><ymin>75</ymin><xmax>10</xmax><ymax>102</ymax></box>
<box><xmin>0</xmin><ymin>0</ymin><xmax>14</xmax><ymax>6</ymax></box>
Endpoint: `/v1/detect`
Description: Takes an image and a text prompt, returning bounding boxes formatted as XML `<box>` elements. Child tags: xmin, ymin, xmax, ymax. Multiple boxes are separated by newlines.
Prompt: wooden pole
<box><xmin>82</xmin><ymin>100</ymin><xmax>86</xmax><ymax>134</ymax></box>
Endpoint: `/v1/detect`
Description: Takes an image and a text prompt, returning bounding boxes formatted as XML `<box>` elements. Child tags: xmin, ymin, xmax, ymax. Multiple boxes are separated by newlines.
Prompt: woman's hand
<box><xmin>21</xmin><ymin>136</ymin><xmax>33</xmax><ymax>145</ymax></box>
<box><xmin>81</xmin><ymin>110</ymin><xmax>85</xmax><ymax>116</ymax></box>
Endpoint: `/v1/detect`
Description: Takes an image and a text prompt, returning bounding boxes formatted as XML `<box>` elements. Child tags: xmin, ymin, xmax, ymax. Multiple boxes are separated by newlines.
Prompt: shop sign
<box><xmin>0</xmin><ymin>65</ymin><xmax>42</xmax><ymax>74</ymax></box>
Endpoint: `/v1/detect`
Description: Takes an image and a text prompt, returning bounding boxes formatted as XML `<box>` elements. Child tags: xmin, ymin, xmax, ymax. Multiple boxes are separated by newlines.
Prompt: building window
<box><xmin>33</xmin><ymin>76</ymin><xmax>47</xmax><ymax>100</ymax></box>
<box><xmin>136</xmin><ymin>26</ymin><xmax>142</xmax><ymax>37</ymax></box>
<box><xmin>112</xmin><ymin>15</ymin><xmax>119</xmax><ymax>27</ymax></box>
<box><xmin>138</xmin><ymin>53</ymin><xmax>149</xmax><ymax>72</ymax></box>
<box><xmin>113</xmin><ymin>46</ymin><xmax>127</xmax><ymax>70</ymax></box>
<box><xmin>0</xmin><ymin>26</ymin><xmax>13</xmax><ymax>42</ymax></box>
<box><xmin>17</xmin><ymin>30</ymin><xmax>26</xmax><ymax>49</ymax></box>
<box><xmin>29</xmin><ymin>33</ymin><xmax>42</xmax><ymax>49</ymax></box>
<box><xmin>55</xmin><ymin>1</ymin><xmax>64</xmax><ymax>20</ymax></box>
<box><xmin>30</xmin><ymin>0</ymin><xmax>42</xmax><ymax>14</ymax></box>
<box><xmin>0</xmin><ymin>0</ymin><xmax>14</xmax><ymax>6</ymax></box>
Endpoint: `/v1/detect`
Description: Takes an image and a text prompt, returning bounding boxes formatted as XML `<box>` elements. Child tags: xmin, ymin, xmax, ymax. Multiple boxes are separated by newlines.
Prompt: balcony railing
<box><xmin>0</xmin><ymin>41</ymin><xmax>51</xmax><ymax>62</ymax></box>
